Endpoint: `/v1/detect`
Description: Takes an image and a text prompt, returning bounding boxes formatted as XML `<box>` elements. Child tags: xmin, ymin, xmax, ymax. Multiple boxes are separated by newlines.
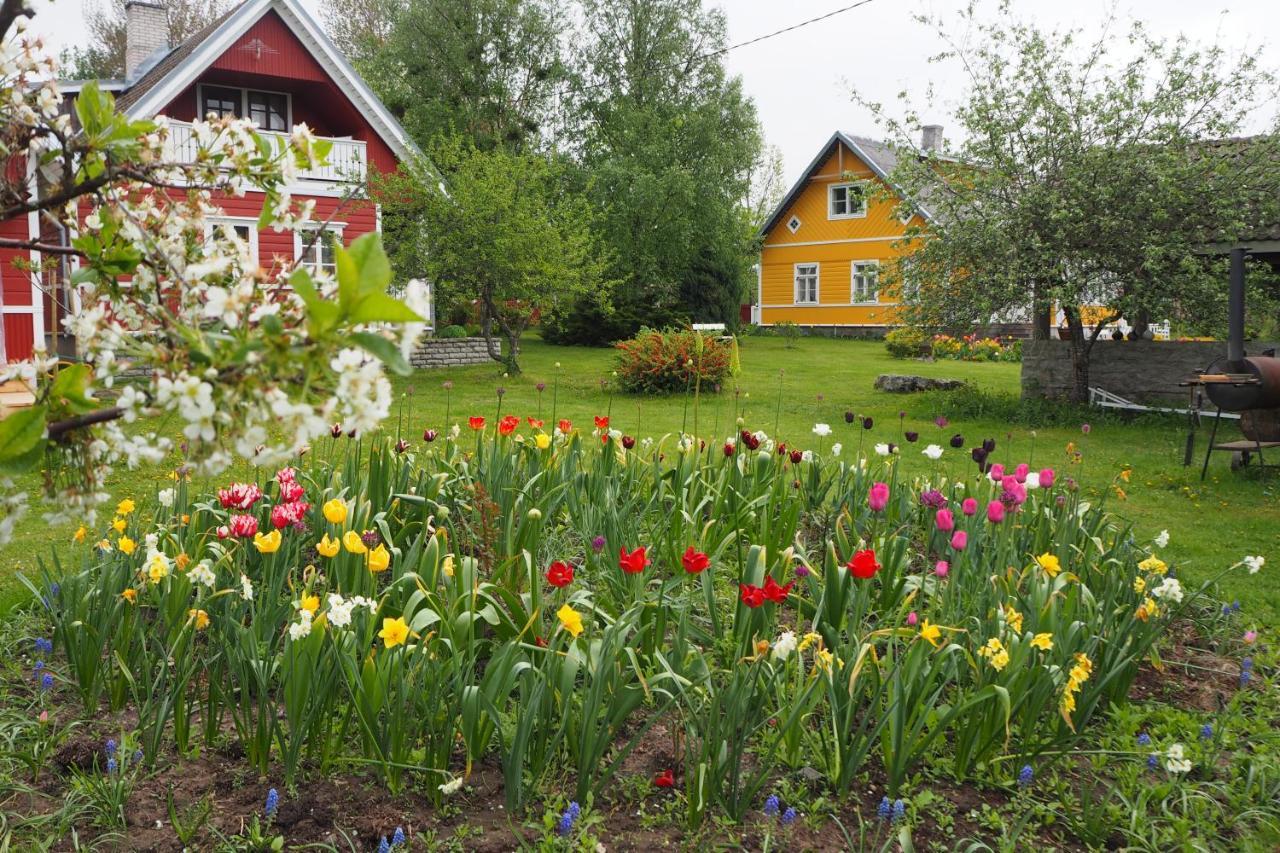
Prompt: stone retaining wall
<box><xmin>410</xmin><ymin>337</ymin><xmax>496</xmax><ymax>369</ymax></box>
<box><xmin>1021</xmin><ymin>339</ymin><xmax>1280</xmax><ymax>403</ymax></box>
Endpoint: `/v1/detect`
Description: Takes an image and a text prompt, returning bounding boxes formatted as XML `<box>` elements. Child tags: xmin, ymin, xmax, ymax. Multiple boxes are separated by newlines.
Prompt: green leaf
<box><xmin>48</xmin><ymin>365</ymin><xmax>96</xmax><ymax>415</ymax></box>
<box><xmin>343</xmin><ymin>232</ymin><xmax>392</xmax><ymax>297</ymax></box>
<box><xmin>347</xmin><ymin>293</ymin><xmax>423</xmax><ymax>325</ymax></box>
<box><xmin>0</xmin><ymin>404</ymin><xmax>47</xmax><ymax>475</ymax></box>
<box><xmin>350</xmin><ymin>332</ymin><xmax>411</xmax><ymax>377</ymax></box>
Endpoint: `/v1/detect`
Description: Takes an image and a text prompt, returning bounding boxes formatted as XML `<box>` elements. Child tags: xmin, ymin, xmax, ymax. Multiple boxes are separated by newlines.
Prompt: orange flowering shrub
<box><xmin>614</xmin><ymin>328</ymin><xmax>732</xmax><ymax>394</ymax></box>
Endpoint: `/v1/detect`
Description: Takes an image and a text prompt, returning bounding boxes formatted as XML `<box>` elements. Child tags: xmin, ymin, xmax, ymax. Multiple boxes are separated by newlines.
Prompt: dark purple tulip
<box><xmin>862</xmin><ymin>417</ymin><xmax>874</xmax><ymax>430</ymax></box>
<box><xmin>844</xmin><ymin>411</ymin><xmax>856</xmax><ymax>424</ymax></box>
<box><xmin>919</xmin><ymin>489</ymin><xmax>947</xmax><ymax>508</ymax></box>
<box><xmin>949</xmin><ymin>434</ymin><xmax>965</xmax><ymax>448</ymax></box>
<box><xmin>330</xmin><ymin>423</ymin><xmax>343</xmax><ymax>438</ymax></box>
<box><xmin>423</xmin><ymin>429</ymin><xmax>438</xmax><ymax>442</ymax></box>
<box><xmin>972</xmin><ymin>447</ymin><xmax>989</xmax><ymax>464</ymax></box>
<box><xmin>536</xmin><ymin>382</ymin><xmax>546</xmax><ymax>392</ymax></box>
<box><xmin>905</xmin><ymin>431</ymin><xmax>919</xmax><ymax>443</ymax></box>
<box><xmin>395</xmin><ymin>439</ymin><xmax>409</xmax><ymax>453</ymax></box>
<box><xmin>982</xmin><ymin>438</ymin><xmax>996</xmax><ymax>453</ymax></box>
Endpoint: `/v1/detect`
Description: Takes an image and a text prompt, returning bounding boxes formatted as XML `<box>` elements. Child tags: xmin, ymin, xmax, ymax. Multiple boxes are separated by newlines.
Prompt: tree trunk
<box><xmin>1064</xmin><ymin>309</ymin><xmax>1090</xmax><ymax>403</ymax></box>
<box><xmin>1031</xmin><ymin>281</ymin><xmax>1051</xmax><ymax>340</ymax></box>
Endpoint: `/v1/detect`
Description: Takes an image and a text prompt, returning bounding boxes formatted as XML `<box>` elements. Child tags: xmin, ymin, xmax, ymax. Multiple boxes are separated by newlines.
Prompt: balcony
<box><xmin>164</xmin><ymin>121</ymin><xmax>368</xmax><ymax>185</ymax></box>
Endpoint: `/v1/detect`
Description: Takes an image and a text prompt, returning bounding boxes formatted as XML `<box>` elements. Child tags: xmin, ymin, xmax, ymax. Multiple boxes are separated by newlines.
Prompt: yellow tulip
<box><xmin>254</xmin><ymin>529</ymin><xmax>282</xmax><ymax>554</ymax></box>
<box><xmin>534</xmin><ymin>432</ymin><xmax>551</xmax><ymax>450</ymax></box>
<box><xmin>323</xmin><ymin>498</ymin><xmax>348</xmax><ymax>525</ymax></box>
<box><xmin>316</xmin><ymin>533</ymin><xmax>340</xmax><ymax>558</ymax></box>
<box><xmin>189</xmin><ymin>609</ymin><xmax>210</xmax><ymax>630</ymax></box>
<box><xmin>557</xmin><ymin>603</ymin><xmax>584</xmax><ymax>638</ymax></box>
<box><xmin>117</xmin><ymin>536</ymin><xmax>136</xmax><ymax>555</ymax></box>
<box><xmin>343</xmin><ymin>530</ymin><xmax>368</xmax><ymax>555</ymax></box>
<box><xmin>367</xmin><ymin>544</ymin><xmax>391</xmax><ymax>573</ymax></box>
<box><xmin>379</xmin><ymin>616</ymin><xmax>409</xmax><ymax>648</ymax></box>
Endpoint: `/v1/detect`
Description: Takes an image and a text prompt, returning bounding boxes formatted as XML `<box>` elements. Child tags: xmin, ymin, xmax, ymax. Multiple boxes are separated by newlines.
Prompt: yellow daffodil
<box><xmin>534</xmin><ymin>432</ymin><xmax>551</xmax><ymax>450</ymax></box>
<box><xmin>1120</xmin><ymin>468</ymin><xmax>1131</xmax><ymax>482</ymax></box>
<box><xmin>1135</xmin><ymin>597</ymin><xmax>1159</xmax><ymax>621</ymax></box>
<box><xmin>147</xmin><ymin>556</ymin><xmax>169</xmax><ymax>583</ymax></box>
<box><xmin>557</xmin><ymin>603</ymin><xmax>584</xmax><ymax>638</ymax></box>
<box><xmin>73</xmin><ymin>526</ymin><xmax>87</xmax><ymax>543</ymax></box>
<box><xmin>1004</xmin><ymin>604</ymin><xmax>1024</xmax><ymax>634</ymax></box>
<box><xmin>121</xmin><ymin>588</ymin><xmax>137</xmax><ymax>603</ymax></box>
<box><xmin>1030</xmin><ymin>632</ymin><xmax>1054</xmax><ymax>651</ymax></box>
<box><xmin>813</xmin><ymin>648</ymin><xmax>835</xmax><ymax>674</ymax></box>
<box><xmin>317</xmin><ymin>534</ymin><xmax>340</xmax><ymax>557</ymax></box>
<box><xmin>442</xmin><ymin>554</ymin><xmax>455</xmax><ymax>577</ymax></box>
<box><xmin>300</xmin><ymin>594</ymin><xmax>320</xmax><ymax>614</ymax></box>
<box><xmin>112</xmin><ymin>517</ymin><xmax>126</xmax><ymax>533</ymax></box>
<box><xmin>118</xmin><ymin>536</ymin><xmax>136</xmax><ymax>556</ymax></box>
<box><xmin>978</xmin><ymin>637</ymin><xmax>1009</xmax><ymax>671</ymax></box>
<box><xmin>1035</xmin><ymin>552</ymin><xmax>1061</xmax><ymax>578</ymax></box>
<box><xmin>116</xmin><ymin>498</ymin><xmax>136</xmax><ymax>515</ymax></box>
<box><xmin>919</xmin><ymin>619</ymin><xmax>942</xmax><ymax>648</ymax></box>
<box><xmin>1138</xmin><ymin>555</ymin><xmax>1167</xmax><ymax>575</ymax></box>
<box><xmin>1133</xmin><ymin>576</ymin><xmax>1146</xmax><ymax>593</ymax></box>
<box><xmin>343</xmin><ymin>530</ymin><xmax>368</xmax><ymax>555</ymax></box>
<box><xmin>188</xmin><ymin>609</ymin><xmax>209</xmax><ymax>630</ymax></box>
<box><xmin>1114</xmin><ymin>486</ymin><xmax>1127</xmax><ymax>501</ymax></box>
<box><xmin>175</xmin><ymin>553</ymin><xmax>191</xmax><ymax>571</ymax></box>
<box><xmin>181</xmin><ymin>514</ymin><xmax>190</xmax><ymax>525</ymax></box>
<box><xmin>367</xmin><ymin>544</ymin><xmax>391</xmax><ymax>573</ymax></box>
<box><xmin>797</xmin><ymin>631</ymin><xmax>822</xmax><ymax>653</ymax></box>
<box><xmin>379</xmin><ymin>616</ymin><xmax>410</xmax><ymax>648</ymax></box>
<box><xmin>253</xmin><ymin>529</ymin><xmax>282</xmax><ymax>554</ymax></box>
<box><xmin>322</xmin><ymin>498</ymin><xmax>348</xmax><ymax>525</ymax></box>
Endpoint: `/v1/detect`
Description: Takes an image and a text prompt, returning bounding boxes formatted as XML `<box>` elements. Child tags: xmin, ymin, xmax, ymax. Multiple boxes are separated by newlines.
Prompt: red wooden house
<box><xmin>1</xmin><ymin>0</ymin><xmax>421</xmax><ymax>362</ymax></box>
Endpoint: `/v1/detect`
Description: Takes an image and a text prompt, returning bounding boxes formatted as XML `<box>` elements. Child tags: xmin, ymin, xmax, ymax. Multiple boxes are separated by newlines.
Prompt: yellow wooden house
<box><xmin>754</xmin><ymin>130</ymin><xmax>940</xmax><ymax>332</ymax></box>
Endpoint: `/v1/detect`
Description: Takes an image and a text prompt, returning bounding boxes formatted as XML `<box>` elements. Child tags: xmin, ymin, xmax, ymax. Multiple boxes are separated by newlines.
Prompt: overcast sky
<box><xmin>31</xmin><ymin>0</ymin><xmax>1279</xmax><ymax>187</ymax></box>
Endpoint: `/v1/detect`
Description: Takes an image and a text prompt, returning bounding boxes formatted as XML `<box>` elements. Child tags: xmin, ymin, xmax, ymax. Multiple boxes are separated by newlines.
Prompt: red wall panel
<box><xmin>4</xmin><ymin>314</ymin><xmax>33</xmax><ymax>363</ymax></box>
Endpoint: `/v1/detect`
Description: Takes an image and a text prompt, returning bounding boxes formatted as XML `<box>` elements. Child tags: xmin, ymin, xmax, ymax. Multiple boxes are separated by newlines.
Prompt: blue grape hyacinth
<box><xmin>781</xmin><ymin>806</ymin><xmax>797</xmax><ymax>825</ymax></box>
<box><xmin>265</xmin><ymin>788</ymin><xmax>279</xmax><ymax>818</ymax></box>
<box><xmin>763</xmin><ymin>794</ymin><xmax>780</xmax><ymax>817</ymax></box>
<box><xmin>557</xmin><ymin>801</ymin><xmax>581</xmax><ymax>836</ymax></box>
<box><xmin>1136</xmin><ymin>732</ymin><xmax>1151</xmax><ymax>747</ymax></box>
<box><xmin>892</xmin><ymin>799</ymin><xmax>905</xmax><ymax>822</ymax></box>
<box><xmin>1200</xmin><ymin>723</ymin><xmax>1213</xmax><ymax>740</ymax></box>
<box><xmin>391</xmin><ymin>826</ymin><xmax>405</xmax><ymax>846</ymax></box>
<box><xmin>1018</xmin><ymin>764</ymin><xmax>1033</xmax><ymax>788</ymax></box>
<box><xmin>877</xmin><ymin>796</ymin><xmax>892</xmax><ymax>821</ymax></box>
<box><xmin>377</xmin><ymin>837</ymin><xmax>390</xmax><ymax>853</ymax></box>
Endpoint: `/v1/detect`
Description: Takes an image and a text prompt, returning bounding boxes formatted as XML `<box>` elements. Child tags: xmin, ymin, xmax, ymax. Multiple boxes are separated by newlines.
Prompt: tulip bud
<box><xmin>526</xmin><ymin>508</ymin><xmax>542</xmax><ymax>521</ymax></box>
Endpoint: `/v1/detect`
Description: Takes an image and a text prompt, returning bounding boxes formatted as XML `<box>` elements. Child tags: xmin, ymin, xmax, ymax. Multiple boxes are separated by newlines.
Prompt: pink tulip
<box><xmin>935</xmin><ymin>508</ymin><xmax>955</xmax><ymax>532</ymax></box>
<box><xmin>906</xmin><ymin>611</ymin><xmax>918</xmax><ymax>627</ymax></box>
<box><xmin>935</xmin><ymin>560</ymin><xmax>949</xmax><ymax>578</ymax></box>
<box><xmin>1014</xmin><ymin>463</ymin><xmax>1030</xmax><ymax>483</ymax></box>
<box><xmin>868</xmin><ymin>482</ymin><xmax>890</xmax><ymax>512</ymax></box>
<box><xmin>961</xmin><ymin>497</ymin><xmax>978</xmax><ymax>516</ymax></box>
<box><xmin>228</xmin><ymin>514</ymin><xmax>259</xmax><ymax>538</ymax></box>
<box><xmin>989</xmin><ymin>463</ymin><xmax>1005</xmax><ymax>481</ymax></box>
<box><xmin>1039</xmin><ymin>468</ymin><xmax>1055</xmax><ymax>488</ymax></box>
<box><xmin>1245</xmin><ymin>630</ymin><xmax>1258</xmax><ymax>644</ymax></box>
<box><xmin>987</xmin><ymin>500</ymin><xmax>1005</xmax><ymax>523</ymax></box>
<box><xmin>950</xmin><ymin>530</ymin><xmax>967</xmax><ymax>551</ymax></box>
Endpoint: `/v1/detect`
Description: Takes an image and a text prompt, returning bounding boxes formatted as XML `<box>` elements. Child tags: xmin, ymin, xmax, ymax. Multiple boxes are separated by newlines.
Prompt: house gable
<box><xmin>760</xmin><ymin>134</ymin><xmax>918</xmax><ymax>247</ymax></box>
<box><xmin>112</xmin><ymin>0</ymin><xmax>418</xmax><ymax>172</ymax></box>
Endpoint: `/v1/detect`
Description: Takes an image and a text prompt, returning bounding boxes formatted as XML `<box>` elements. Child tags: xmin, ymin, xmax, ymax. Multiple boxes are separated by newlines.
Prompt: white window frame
<box><xmin>294</xmin><ymin>221</ymin><xmax>345</xmax><ymax>275</ymax></box>
<box><xmin>196</xmin><ymin>83</ymin><xmax>293</xmax><ymax>131</ymax></box>
<box><xmin>851</xmin><ymin>260</ymin><xmax>879</xmax><ymax>304</ymax></box>
<box><xmin>204</xmin><ymin>216</ymin><xmax>259</xmax><ymax>266</ymax></box>
<box><xmin>827</xmin><ymin>182</ymin><xmax>868</xmax><ymax>220</ymax></box>
<box><xmin>786</xmin><ymin>215</ymin><xmax>802</xmax><ymax>234</ymax></box>
<box><xmin>794</xmin><ymin>262</ymin><xmax>819</xmax><ymax>305</ymax></box>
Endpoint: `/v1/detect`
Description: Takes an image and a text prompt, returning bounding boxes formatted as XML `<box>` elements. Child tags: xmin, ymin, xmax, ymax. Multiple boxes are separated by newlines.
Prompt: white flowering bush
<box><xmin>0</xmin><ymin>12</ymin><xmax>426</xmax><ymax>538</ymax></box>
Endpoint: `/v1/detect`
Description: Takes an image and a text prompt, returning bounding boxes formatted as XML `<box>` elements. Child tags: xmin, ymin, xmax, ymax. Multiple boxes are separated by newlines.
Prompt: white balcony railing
<box><xmin>164</xmin><ymin>121</ymin><xmax>368</xmax><ymax>185</ymax></box>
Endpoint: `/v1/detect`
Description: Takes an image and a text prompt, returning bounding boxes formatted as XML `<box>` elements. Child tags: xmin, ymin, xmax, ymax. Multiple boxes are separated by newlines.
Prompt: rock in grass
<box><xmin>874</xmin><ymin>374</ymin><xmax>967</xmax><ymax>393</ymax></box>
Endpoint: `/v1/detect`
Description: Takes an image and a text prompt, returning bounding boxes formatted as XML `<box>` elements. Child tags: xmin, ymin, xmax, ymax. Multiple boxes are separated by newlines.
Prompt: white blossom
<box><xmin>812</xmin><ymin>423</ymin><xmax>831</xmax><ymax>437</ymax></box>
<box><xmin>922</xmin><ymin>444</ymin><xmax>944</xmax><ymax>460</ymax></box>
<box><xmin>1244</xmin><ymin>555</ymin><xmax>1264</xmax><ymax>574</ymax></box>
<box><xmin>1164</xmin><ymin>743</ymin><xmax>1191</xmax><ymax>774</ymax></box>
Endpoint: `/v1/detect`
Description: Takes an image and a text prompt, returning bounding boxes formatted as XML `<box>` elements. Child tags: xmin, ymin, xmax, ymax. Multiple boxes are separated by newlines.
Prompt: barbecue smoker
<box><xmin>1197</xmin><ymin>247</ymin><xmax>1280</xmax><ymax>477</ymax></box>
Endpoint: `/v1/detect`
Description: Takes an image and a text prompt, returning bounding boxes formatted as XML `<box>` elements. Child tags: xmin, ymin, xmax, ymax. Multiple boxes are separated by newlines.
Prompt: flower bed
<box><xmin>932</xmin><ymin>333</ymin><xmax>1022</xmax><ymax>362</ymax></box>
<box><xmin>21</xmin><ymin>418</ymin><xmax>1256</xmax><ymax>846</ymax></box>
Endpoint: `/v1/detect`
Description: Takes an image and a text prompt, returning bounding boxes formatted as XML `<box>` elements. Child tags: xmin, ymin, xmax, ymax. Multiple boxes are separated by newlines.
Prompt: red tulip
<box><xmin>654</xmin><ymin>769</ymin><xmax>675</xmax><ymax>788</ymax></box>
<box><xmin>622</xmin><ymin>435</ymin><xmax>636</xmax><ymax>449</ymax></box>
<box><xmin>789</xmin><ymin>449</ymin><xmax>803</xmax><ymax>464</ymax></box>
<box><xmin>468</xmin><ymin>416</ymin><xmax>485</xmax><ymax>431</ymax></box>
<box><xmin>594</xmin><ymin>415</ymin><xmax>610</xmax><ymax>429</ymax></box>
<box><xmin>545</xmin><ymin>561</ymin><xmax>574</xmax><ymax>588</ymax></box>
<box><xmin>762</xmin><ymin>575</ymin><xmax>794</xmax><ymax>603</ymax></box>
<box><xmin>527</xmin><ymin>417</ymin><xmax>544</xmax><ymax>429</ymax></box>
<box><xmin>739</xmin><ymin>583</ymin><xmax>766</xmax><ymax>608</ymax></box>
<box><xmin>423</xmin><ymin>428</ymin><xmax>438</xmax><ymax>442</ymax></box>
<box><xmin>498</xmin><ymin>415</ymin><xmax>520</xmax><ymax>436</ymax></box>
<box><xmin>558</xmin><ymin>419</ymin><xmax>572</xmax><ymax>433</ymax></box>
<box><xmin>846</xmin><ymin>549</ymin><xmax>881</xmax><ymax>579</ymax></box>
<box><xmin>681</xmin><ymin>547</ymin><xmax>710</xmax><ymax>574</ymax></box>
<box><xmin>723</xmin><ymin>442</ymin><xmax>735</xmax><ymax>457</ymax></box>
<box><xmin>618</xmin><ymin>546</ymin><xmax>649</xmax><ymax>574</ymax></box>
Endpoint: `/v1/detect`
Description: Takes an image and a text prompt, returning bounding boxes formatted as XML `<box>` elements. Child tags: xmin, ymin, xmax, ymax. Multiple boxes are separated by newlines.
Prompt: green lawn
<box><xmin>3</xmin><ymin>335</ymin><xmax>1276</xmax><ymax>621</ymax></box>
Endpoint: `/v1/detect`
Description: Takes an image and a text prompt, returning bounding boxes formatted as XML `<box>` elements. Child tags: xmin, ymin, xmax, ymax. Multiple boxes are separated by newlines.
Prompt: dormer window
<box><xmin>828</xmin><ymin>182</ymin><xmax>867</xmax><ymax>220</ymax></box>
<box><xmin>198</xmin><ymin>84</ymin><xmax>291</xmax><ymax>131</ymax></box>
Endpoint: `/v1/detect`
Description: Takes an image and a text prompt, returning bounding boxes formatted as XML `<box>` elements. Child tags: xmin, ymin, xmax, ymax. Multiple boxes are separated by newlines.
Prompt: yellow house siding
<box><xmin>757</xmin><ymin>140</ymin><xmax>918</xmax><ymax>327</ymax></box>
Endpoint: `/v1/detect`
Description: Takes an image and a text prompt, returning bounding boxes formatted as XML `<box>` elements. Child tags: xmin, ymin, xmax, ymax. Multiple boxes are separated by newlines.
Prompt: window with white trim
<box><xmin>787</xmin><ymin>215</ymin><xmax>802</xmax><ymax>234</ymax></box>
<box><xmin>794</xmin><ymin>263</ymin><xmax>819</xmax><ymax>304</ymax></box>
<box><xmin>828</xmin><ymin>182</ymin><xmax>867</xmax><ymax>219</ymax></box>
<box><xmin>851</xmin><ymin>261</ymin><xmax>879</xmax><ymax>303</ymax></box>
<box><xmin>296</xmin><ymin>224</ymin><xmax>343</xmax><ymax>275</ymax></box>
<box><xmin>199</xmin><ymin>85</ymin><xmax>292</xmax><ymax>131</ymax></box>
<box><xmin>205</xmin><ymin>217</ymin><xmax>259</xmax><ymax>266</ymax></box>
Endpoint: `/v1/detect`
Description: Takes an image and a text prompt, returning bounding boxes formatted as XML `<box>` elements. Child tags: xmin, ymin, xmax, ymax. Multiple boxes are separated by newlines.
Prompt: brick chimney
<box><xmin>921</xmin><ymin>124</ymin><xmax>943</xmax><ymax>154</ymax></box>
<box><xmin>124</xmin><ymin>0</ymin><xmax>169</xmax><ymax>80</ymax></box>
